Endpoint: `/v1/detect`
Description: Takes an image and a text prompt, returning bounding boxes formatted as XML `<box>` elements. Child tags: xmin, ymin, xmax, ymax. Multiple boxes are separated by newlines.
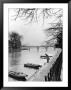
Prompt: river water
<box><xmin>8</xmin><ymin>47</ymin><xmax>57</xmax><ymax>80</ymax></box>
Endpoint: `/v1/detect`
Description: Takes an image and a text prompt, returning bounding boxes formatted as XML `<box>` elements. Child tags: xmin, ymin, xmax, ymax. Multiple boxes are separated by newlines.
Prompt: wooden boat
<box><xmin>40</xmin><ymin>55</ymin><xmax>47</xmax><ymax>59</ymax></box>
<box><xmin>8</xmin><ymin>71</ymin><xmax>28</xmax><ymax>81</ymax></box>
<box><xmin>24</xmin><ymin>63</ymin><xmax>42</xmax><ymax>69</ymax></box>
<box><xmin>40</xmin><ymin>54</ymin><xmax>52</xmax><ymax>63</ymax></box>
<box><xmin>40</xmin><ymin>54</ymin><xmax>52</xmax><ymax>59</ymax></box>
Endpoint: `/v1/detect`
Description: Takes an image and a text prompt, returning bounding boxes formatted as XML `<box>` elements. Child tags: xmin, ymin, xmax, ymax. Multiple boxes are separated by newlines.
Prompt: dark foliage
<box><xmin>9</xmin><ymin>32</ymin><xmax>22</xmax><ymax>51</ymax></box>
<box><xmin>55</xmin><ymin>31</ymin><xmax>62</xmax><ymax>48</ymax></box>
<box><xmin>45</xmin><ymin>52</ymin><xmax>62</xmax><ymax>81</ymax></box>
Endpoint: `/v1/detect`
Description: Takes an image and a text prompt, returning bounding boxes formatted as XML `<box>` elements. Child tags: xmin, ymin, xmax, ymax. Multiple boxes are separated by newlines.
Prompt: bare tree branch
<box><xmin>13</xmin><ymin>8</ymin><xmax>63</xmax><ymax>24</ymax></box>
<box><xmin>11</xmin><ymin>8</ymin><xmax>63</xmax><ymax>47</ymax></box>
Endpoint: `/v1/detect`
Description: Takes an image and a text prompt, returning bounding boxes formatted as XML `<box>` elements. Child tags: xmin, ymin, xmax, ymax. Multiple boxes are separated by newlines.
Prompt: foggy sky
<box><xmin>9</xmin><ymin>8</ymin><xmax>62</xmax><ymax>46</ymax></box>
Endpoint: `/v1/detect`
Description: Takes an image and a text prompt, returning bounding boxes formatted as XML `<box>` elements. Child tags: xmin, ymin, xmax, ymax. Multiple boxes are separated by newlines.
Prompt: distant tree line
<box><xmin>9</xmin><ymin>32</ymin><xmax>22</xmax><ymax>52</ymax></box>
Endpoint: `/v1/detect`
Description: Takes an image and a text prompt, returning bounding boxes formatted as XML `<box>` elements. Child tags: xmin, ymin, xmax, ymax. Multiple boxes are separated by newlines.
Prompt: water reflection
<box><xmin>8</xmin><ymin>47</ymin><xmax>56</xmax><ymax>71</ymax></box>
<box><xmin>9</xmin><ymin>51</ymin><xmax>21</xmax><ymax>67</ymax></box>
<box><xmin>8</xmin><ymin>47</ymin><xmax>59</xmax><ymax>81</ymax></box>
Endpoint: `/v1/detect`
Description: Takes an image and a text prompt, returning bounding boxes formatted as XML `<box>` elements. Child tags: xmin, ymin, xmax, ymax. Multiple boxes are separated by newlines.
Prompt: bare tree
<box><xmin>12</xmin><ymin>8</ymin><xmax>63</xmax><ymax>47</ymax></box>
<box><xmin>13</xmin><ymin>8</ymin><xmax>63</xmax><ymax>24</ymax></box>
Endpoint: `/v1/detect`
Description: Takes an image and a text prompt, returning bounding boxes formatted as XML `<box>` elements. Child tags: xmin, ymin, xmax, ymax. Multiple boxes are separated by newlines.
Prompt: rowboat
<box><xmin>8</xmin><ymin>71</ymin><xmax>28</xmax><ymax>81</ymax></box>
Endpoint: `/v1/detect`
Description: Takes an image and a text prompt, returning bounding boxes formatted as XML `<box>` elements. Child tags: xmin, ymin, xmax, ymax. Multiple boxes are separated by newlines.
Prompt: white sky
<box><xmin>9</xmin><ymin>8</ymin><xmax>62</xmax><ymax>46</ymax></box>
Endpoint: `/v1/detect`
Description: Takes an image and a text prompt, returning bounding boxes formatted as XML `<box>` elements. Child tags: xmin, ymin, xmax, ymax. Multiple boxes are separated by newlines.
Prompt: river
<box><xmin>8</xmin><ymin>47</ymin><xmax>57</xmax><ymax>81</ymax></box>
